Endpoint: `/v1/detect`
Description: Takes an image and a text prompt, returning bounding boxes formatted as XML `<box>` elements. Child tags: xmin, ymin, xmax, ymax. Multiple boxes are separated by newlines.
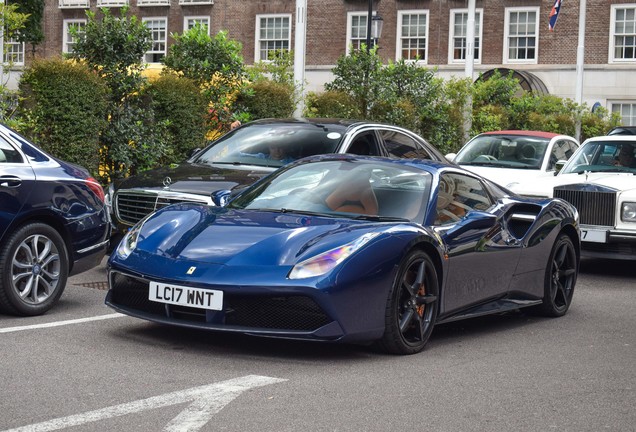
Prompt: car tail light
<box><xmin>86</xmin><ymin>177</ymin><xmax>105</xmax><ymax>202</ymax></box>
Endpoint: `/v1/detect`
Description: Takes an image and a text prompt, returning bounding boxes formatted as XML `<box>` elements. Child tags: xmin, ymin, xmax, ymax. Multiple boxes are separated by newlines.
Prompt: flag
<box><xmin>549</xmin><ymin>0</ymin><xmax>562</xmax><ymax>31</ymax></box>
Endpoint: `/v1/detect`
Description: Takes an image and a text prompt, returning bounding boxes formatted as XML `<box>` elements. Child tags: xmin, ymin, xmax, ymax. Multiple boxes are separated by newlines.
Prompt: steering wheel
<box><xmin>474</xmin><ymin>155</ymin><xmax>498</xmax><ymax>162</ymax></box>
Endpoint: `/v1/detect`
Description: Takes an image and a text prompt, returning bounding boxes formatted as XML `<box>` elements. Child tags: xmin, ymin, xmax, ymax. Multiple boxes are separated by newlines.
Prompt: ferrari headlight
<box><xmin>621</xmin><ymin>202</ymin><xmax>636</xmax><ymax>222</ymax></box>
<box><xmin>289</xmin><ymin>233</ymin><xmax>379</xmax><ymax>279</ymax></box>
<box><xmin>116</xmin><ymin>215</ymin><xmax>150</xmax><ymax>259</ymax></box>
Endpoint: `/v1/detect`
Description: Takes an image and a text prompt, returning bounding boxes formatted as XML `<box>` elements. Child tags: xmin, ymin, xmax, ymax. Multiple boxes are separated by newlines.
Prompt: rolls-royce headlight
<box><xmin>289</xmin><ymin>233</ymin><xmax>379</xmax><ymax>279</ymax></box>
<box><xmin>622</xmin><ymin>202</ymin><xmax>636</xmax><ymax>222</ymax></box>
<box><xmin>116</xmin><ymin>215</ymin><xmax>151</xmax><ymax>259</ymax></box>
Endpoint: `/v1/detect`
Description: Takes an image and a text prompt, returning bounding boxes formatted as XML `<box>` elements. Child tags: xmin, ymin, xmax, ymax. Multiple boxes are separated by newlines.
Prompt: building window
<box><xmin>504</xmin><ymin>7</ymin><xmax>539</xmax><ymax>64</ymax></box>
<box><xmin>58</xmin><ymin>0</ymin><xmax>89</xmax><ymax>8</ymax></box>
<box><xmin>255</xmin><ymin>14</ymin><xmax>291</xmax><ymax>62</ymax></box>
<box><xmin>449</xmin><ymin>9</ymin><xmax>482</xmax><ymax>64</ymax></box>
<box><xmin>396</xmin><ymin>10</ymin><xmax>428</xmax><ymax>62</ymax></box>
<box><xmin>138</xmin><ymin>0</ymin><xmax>170</xmax><ymax>6</ymax></box>
<box><xmin>143</xmin><ymin>18</ymin><xmax>167</xmax><ymax>63</ymax></box>
<box><xmin>610</xmin><ymin>5</ymin><xmax>636</xmax><ymax>62</ymax></box>
<box><xmin>184</xmin><ymin>16</ymin><xmax>210</xmax><ymax>34</ymax></box>
<box><xmin>179</xmin><ymin>0</ymin><xmax>213</xmax><ymax>4</ymax></box>
<box><xmin>3</xmin><ymin>37</ymin><xmax>24</xmax><ymax>66</ymax></box>
<box><xmin>611</xmin><ymin>102</ymin><xmax>636</xmax><ymax>126</ymax></box>
<box><xmin>96</xmin><ymin>0</ymin><xmax>128</xmax><ymax>6</ymax></box>
<box><xmin>346</xmin><ymin>12</ymin><xmax>372</xmax><ymax>53</ymax></box>
<box><xmin>63</xmin><ymin>19</ymin><xmax>86</xmax><ymax>54</ymax></box>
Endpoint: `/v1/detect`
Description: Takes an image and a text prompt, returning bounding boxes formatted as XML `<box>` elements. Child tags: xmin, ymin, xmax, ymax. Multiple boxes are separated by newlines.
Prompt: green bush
<box><xmin>236</xmin><ymin>80</ymin><xmax>295</xmax><ymax>119</ymax></box>
<box><xmin>143</xmin><ymin>74</ymin><xmax>208</xmax><ymax>162</ymax></box>
<box><xmin>18</xmin><ymin>58</ymin><xmax>108</xmax><ymax>176</ymax></box>
<box><xmin>303</xmin><ymin>90</ymin><xmax>359</xmax><ymax>118</ymax></box>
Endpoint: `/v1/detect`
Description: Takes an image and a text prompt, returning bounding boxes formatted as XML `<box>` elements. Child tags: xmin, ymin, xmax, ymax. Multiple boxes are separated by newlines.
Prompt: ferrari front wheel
<box><xmin>537</xmin><ymin>233</ymin><xmax>578</xmax><ymax>317</ymax></box>
<box><xmin>378</xmin><ymin>251</ymin><xmax>439</xmax><ymax>355</ymax></box>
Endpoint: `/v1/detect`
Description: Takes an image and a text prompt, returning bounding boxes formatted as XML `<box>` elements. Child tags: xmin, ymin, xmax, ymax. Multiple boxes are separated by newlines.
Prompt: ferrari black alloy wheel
<box><xmin>537</xmin><ymin>233</ymin><xmax>578</xmax><ymax>317</ymax></box>
<box><xmin>0</xmin><ymin>223</ymin><xmax>69</xmax><ymax>316</ymax></box>
<box><xmin>379</xmin><ymin>250</ymin><xmax>439</xmax><ymax>355</ymax></box>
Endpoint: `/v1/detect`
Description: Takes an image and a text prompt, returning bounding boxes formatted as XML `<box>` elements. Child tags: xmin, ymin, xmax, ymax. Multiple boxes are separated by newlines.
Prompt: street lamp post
<box><xmin>365</xmin><ymin>0</ymin><xmax>383</xmax><ymax>52</ymax></box>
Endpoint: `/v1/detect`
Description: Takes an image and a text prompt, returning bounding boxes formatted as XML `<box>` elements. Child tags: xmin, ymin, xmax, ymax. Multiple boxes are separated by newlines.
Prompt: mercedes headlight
<box><xmin>621</xmin><ymin>202</ymin><xmax>636</xmax><ymax>222</ymax></box>
<box><xmin>289</xmin><ymin>233</ymin><xmax>379</xmax><ymax>279</ymax></box>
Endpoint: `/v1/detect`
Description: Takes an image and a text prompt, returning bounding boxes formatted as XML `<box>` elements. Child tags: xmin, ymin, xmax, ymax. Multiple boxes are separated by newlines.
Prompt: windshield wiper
<box><xmin>353</xmin><ymin>215</ymin><xmax>410</xmax><ymax>222</ymax></box>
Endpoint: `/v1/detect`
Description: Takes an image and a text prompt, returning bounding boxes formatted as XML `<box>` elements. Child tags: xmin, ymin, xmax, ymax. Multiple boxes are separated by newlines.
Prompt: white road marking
<box><xmin>0</xmin><ymin>313</ymin><xmax>123</xmax><ymax>334</ymax></box>
<box><xmin>3</xmin><ymin>375</ymin><xmax>286</xmax><ymax>432</ymax></box>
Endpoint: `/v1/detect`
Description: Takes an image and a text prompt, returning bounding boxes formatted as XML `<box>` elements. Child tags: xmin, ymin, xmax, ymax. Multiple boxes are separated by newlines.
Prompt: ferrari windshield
<box><xmin>561</xmin><ymin>141</ymin><xmax>636</xmax><ymax>174</ymax></box>
<box><xmin>191</xmin><ymin>122</ymin><xmax>345</xmax><ymax>168</ymax></box>
<box><xmin>228</xmin><ymin>160</ymin><xmax>433</xmax><ymax>222</ymax></box>
<box><xmin>455</xmin><ymin>134</ymin><xmax>550</xmax><ymax>169</ymax></box>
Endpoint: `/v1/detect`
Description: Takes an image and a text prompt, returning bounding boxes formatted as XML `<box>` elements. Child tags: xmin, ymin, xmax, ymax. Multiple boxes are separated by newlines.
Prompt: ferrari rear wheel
<box><xmin>0</xmin><ymin>223</ymin><xmax>69</xmax><ymax>316</ymax></box>
<box><xmin>378</xmin><ymin>250</ymin><xmax>439</xmax><ymax>355</ymax></box>
<box><xmin>536</xmin><ymin>234</ymin><xmax>577</xmax><ymax>317</ymax></box>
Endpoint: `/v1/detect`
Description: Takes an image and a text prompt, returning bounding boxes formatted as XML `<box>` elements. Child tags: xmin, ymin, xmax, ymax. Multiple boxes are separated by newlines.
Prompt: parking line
<box><xmin>0</xmin><ymin>313</ymin><xmax>123</xmax><ymax>334</ymax></box>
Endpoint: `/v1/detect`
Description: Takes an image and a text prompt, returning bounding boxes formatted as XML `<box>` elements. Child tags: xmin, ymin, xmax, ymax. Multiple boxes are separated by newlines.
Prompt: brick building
<box><xmin>6</xmin><ymin>0</ymin><xmax>636</xmax><ymax>125</ymax></box>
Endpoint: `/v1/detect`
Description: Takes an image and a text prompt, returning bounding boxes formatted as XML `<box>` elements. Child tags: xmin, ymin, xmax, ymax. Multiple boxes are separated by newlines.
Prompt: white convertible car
<box><xmin>509</xmin><ymin>135</ymin><xmax>636</xmax><ymax>260</ymax></box>
<box><xmin>446</xmin><ymin>130</ymin><xmax>579</xmax><ymax>188</ymax></box>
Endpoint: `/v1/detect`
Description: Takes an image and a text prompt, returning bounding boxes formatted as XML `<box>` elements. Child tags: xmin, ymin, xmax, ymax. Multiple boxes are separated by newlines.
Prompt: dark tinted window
<box><xmin>434</xmin><ymin>173</ymin><xmax>493</xmax><ymax>225</ymax></box>
<box><xmin>380</xmin><ymin>129</ymin><xmax>433</xmax><ymax>159</ymax></box>
<box><xmin>0</xmin><ymin>136</ymin><xmax>23</xmax><ymax>163</ymax></box>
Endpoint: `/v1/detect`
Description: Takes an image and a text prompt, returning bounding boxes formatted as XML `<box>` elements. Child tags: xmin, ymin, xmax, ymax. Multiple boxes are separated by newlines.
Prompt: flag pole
<box><xmin>575</xmin><ymin>0</ymin><xmax>587</xmax><ymax>141</ymax></box>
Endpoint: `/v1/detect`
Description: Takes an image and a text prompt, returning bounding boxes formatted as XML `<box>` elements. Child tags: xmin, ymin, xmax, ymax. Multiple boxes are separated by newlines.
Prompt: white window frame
<box><xmin>96</xmin><ymin>0</ymin><xmax>128</xmax><ymax>6</ymax></box>
<box><xmin>254</xmin><ymin>14</ymin><xmax>292</xmax><ymax>62</ymax></box>
<box><xmin>346</xmin><ymin>11</ymin><xmax>372</xmax><ymax>55</ymax></box>
<box><xmin>179</xmin><ymin>0</ymin><xmax>213</xmax><ymax>4</ymax></box>
<box><xmin>3</xmin><ymin>37</ymin><xmax>24</xmax><ymax>66</ymax></box>
<box><xmin>142</xmin><ymin>17</ymin><xmax>168</xmax><ymax>64</ymax></box>
<box><xmin>609</xmin><ymin>4</ymin><xmax>636</xmax><ymax>63</ymax></box>
<box><xmin>138</xmin><ymin>0</ymin><xmax>170</xmax><ymax>6</ymax></box>
<box><xmin>63</xmin><ymin>19</ymin><xmax>87</xmax><ymax>54</ymax></box>
<box><xmin>610</xmin><ymin>101</ymin><xmax>636</xmax><ymax>126</ymax></box>
<box><xmin>58</xmin><ymin>0</ymin><xmax>89</xmax><ymax>8</ymax></box>
<box><xmin>395</xmin><ymin>10</ymin><xmax>429</xmax><ymax>64</ymax></box>
<box><xmin>184</xmin><ymin>16</ymin><xmax>210</xmax><ymax>35</ymax></box>
<box><xmin>448</xmin><ymin>8</ymin><xmax>483</xmax><ymax>65</ymax></box>
<box><xmin>503</xmin><ymin>6</ymin><xmax>539</xmax><ymax>65</ymax></box>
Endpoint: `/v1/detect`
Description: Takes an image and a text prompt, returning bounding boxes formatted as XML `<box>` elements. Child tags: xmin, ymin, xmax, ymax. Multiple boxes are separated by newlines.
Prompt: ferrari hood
<box><xmin>132</xmin><ymin>205</ymin><xmax>383</xmax><ymax>266</ymax></box>
<box><xmin>114</xmin><ymin>162</ymin><xmax>273</xmax><ymax>196</ymax></box>
<box><xmin>509</xmin><ymin>172</ymin><xmax>636</xmax><ymax>197</ymax></box>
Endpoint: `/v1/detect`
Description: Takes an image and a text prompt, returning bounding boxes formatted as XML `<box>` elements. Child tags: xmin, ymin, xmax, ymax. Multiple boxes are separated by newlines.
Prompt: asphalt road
<box><xmin>0</xmin><ymin>257</ymin><xmax>634</xmax><ymax>432</ymax></box>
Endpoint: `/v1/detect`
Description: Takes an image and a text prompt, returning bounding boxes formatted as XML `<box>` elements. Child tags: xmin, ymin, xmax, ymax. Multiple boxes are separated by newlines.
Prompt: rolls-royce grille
<box><xmin>115</xmin><ymin>191</ymin><xmax>209</xmax><ymax>226</ymax></box>
<box><xmin>109</xmin><ymin>272</ymin><xmax>332</xmax><ymax>332</ymax></box>
<box><xmin>553</xmin><ymin>189</ymin><xmax>615</xmax><ymax>226</ymax></box>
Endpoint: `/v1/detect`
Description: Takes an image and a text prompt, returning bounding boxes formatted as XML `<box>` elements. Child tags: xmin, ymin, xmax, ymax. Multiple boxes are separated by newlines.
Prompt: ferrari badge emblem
<box><xmin>186</xmin><ymin>266</ymin><xmax>196</xmax><ymax>275</ymax></box>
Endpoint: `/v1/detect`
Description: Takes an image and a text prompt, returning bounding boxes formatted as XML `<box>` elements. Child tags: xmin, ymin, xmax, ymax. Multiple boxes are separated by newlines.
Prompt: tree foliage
<box><xmin>9</xmin><ymin>0</ymin><xmax>44</xmax><ymax>49</ymax></box>
<box><xmin>70</xmin><ymin>7</ymin><xmax>151</xmax><ymax>103</ymax></box>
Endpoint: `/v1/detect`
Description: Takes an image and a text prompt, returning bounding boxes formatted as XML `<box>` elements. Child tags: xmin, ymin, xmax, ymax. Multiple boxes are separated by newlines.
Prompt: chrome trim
<box><xmin>77</xmin><ymin>239</ymin><xmax>109</xmax><ymax>254</ymax></box>
<box><xmin>510</xmin><ymin>213</ymin><xmax>537</xmax><ymax>222</ymax></box>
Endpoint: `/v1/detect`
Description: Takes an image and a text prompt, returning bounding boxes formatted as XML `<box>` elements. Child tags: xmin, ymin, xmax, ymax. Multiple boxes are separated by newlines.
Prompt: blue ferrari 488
<box><xmin>106</xmin><ymin>155</ymin><xmax>580</xmax><ymax>354</ymax></box>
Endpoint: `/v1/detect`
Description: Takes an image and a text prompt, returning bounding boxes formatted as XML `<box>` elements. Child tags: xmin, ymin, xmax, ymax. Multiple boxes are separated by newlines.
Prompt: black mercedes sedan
<box><xmin>107</xmin><ymin>118</ymin><xmax>446</xmax><ymax>245</ymax></box>
<box><xmin>0</xmin><ymin>124</ymin><xmax>110</xmax><ymax>316</ymax></box>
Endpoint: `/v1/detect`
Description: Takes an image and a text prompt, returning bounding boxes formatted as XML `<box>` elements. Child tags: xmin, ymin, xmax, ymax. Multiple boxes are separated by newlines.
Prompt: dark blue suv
<box><xmin>0</xmin><ymin>124</ymin><xmax>110</xmax><ymax>316</ymax></box>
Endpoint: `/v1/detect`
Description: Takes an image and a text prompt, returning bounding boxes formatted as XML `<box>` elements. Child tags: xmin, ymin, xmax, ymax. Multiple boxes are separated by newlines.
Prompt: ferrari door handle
<box><xmin>0</xmin><ymin>175</ymin><xmax>22</xmax><ymax>187</ymax></box>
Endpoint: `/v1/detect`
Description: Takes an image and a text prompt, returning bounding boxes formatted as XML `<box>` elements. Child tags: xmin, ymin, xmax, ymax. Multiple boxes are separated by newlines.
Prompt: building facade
<box><xmin>6</xmin><ymin>0</ymin><xmax>636</xmax><ymax>125</ymax></box>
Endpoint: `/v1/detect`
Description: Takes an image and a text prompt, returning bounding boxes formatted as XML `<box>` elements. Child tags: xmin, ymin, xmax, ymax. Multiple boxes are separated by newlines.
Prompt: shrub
<box><xmin>236</xmin><ymin>80</ymin><xmax>295</xmax><ymax>119</ymax></box>
<box><xmin>303</xmin><ymin>90</ymin><xmax>359</xmax><ymax>118</ymax></box>
<box><xmin>18</xmin><ymin>58</ymin><xmax>108</xmax><ymax>176</ymax></box>
<box><xmin>143</xmin><ymin>74</ymin><xmax>208</xmax><ymax>162</ymax></box>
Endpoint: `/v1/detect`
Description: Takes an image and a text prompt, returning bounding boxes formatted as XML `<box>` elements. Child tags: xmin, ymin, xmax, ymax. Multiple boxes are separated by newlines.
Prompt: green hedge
<box><xmin>143</xmin><ymin>74</ymin><xmax>208</xmax><ymax>162</ymax></box>
<box><xmin>236</xmin><ymin>80</ymin><xmax>295</xmax><ymax>119</ymax></box>
<box><xmin>18</xmin><ymin>58</ymin><xmax>108</xmax><ymax>176</ymax></box>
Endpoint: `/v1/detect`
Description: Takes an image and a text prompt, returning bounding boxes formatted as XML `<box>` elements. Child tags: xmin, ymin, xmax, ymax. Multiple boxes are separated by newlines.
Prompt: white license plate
<box><xmin>581</xmin><ymin>228</ymin><xmax>608</xmax><ymax>243</ymax></box>
<box><xmin>149</xmin><ymin>282</ymin><xmax>223</xmax><ymax>310</ymax></box>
